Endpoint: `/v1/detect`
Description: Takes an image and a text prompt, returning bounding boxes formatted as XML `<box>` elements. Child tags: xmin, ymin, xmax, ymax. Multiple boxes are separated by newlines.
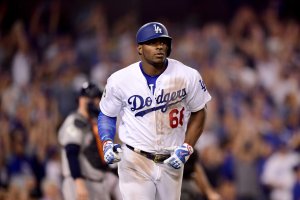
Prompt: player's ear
<box><xmin>137</xmin><ymin>45</ymin><xmax>142</xmax><ymax>55</ymax></box>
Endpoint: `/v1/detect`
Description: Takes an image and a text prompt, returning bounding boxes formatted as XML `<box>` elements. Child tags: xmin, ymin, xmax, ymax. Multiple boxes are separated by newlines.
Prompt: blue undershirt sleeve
<box><xmin>65</xmin><ymin>144</ymin><xmax>82</xmax><ymax>179</ymax></box>
<box><xmin>97</xmin><ymin>111</ymin><xmax>117</xmax><ymax>142</ymax></box>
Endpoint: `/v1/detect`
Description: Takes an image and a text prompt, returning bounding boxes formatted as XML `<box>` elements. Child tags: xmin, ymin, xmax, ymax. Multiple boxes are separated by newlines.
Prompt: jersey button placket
<box><xmin>155</xmin><ymin>78</ymin><xmax>164</xmax><ymax>152</ymax></box>
<box><xmin>154</xmin><ymin>87</ymin><xmax>161</xmax><ymax>152</ymax></box>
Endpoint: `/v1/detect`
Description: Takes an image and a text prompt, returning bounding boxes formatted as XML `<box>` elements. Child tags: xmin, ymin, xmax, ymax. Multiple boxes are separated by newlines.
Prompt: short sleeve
<box><xmin>99</xmin><ymin>76</ymin><xmax>123</xmax><ymax>117</ymax></box>
<box><xmin>186</xmin><ymin>70</ymin><xmax>211</xmax><ymax>112</ymax></box>
<box><xmin>59</xmin><ymin>120</ymin><xmax>84</xmax><ymax>146</ymax></box>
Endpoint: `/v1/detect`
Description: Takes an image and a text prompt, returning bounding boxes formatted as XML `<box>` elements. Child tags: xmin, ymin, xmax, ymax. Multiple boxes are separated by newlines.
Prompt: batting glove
<box><xmin>163</xmin><ymin>143</ymin><xmax>194</xmax><ymax>169</ymax></box>
<box><xmin>103</xmin><ymin>141</ymin><xmax>122</xmax><ymax>164</ymax></box>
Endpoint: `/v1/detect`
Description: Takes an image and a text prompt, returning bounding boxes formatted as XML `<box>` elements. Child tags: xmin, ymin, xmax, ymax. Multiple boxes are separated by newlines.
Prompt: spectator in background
<box><xmin>292</xmin><ymin>163</ymin><xmax>300</xmax><ymax>200</ymax></box>
<box><xmin>11</xmin><ymin>21</ymin><xmax>33</xmax><ymax>90</ymax></box>
<box><xmin>231</xmin><ymin>122</ymin><xmax>264</xmax><ymax>200</ymax></box>
<box><xmin>261</xmin><ymin>139</ymin><xmax>300</xmax><ymax>200</ymax></box>
<box><xmin>6</xmin><ymin>131</ymin><xmax>33</xmax><ymax>186</ymax></box>
<box><xmin>44</xmin><ymin>149</ymin><xmax>61</xmax><ymax>190</ymax></box>
<box><xmin>0</xmin><ymin>154</ymin><xmax>9</xmax><ymax>191</ymax></box>
<box><xmin>6</xmin><ymin>129</ymin><xmax>44</xmax><ymax>198</ymax></box>
<box><xmin>40</xmin><ymin>178</ymin><xmax>62</xmax><ymax>200</ymax></box>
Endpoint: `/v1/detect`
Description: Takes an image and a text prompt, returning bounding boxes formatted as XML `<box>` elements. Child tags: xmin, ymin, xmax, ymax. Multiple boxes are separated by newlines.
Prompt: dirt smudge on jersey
<box><xmin>155</xmin><ymin>77</ymin><xmax>186</xmax><ymax>135</ymax></box>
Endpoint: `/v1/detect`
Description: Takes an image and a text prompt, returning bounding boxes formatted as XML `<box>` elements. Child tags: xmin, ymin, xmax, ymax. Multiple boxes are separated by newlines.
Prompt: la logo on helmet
<box><xmin>153</xmin><ymin>24</ymin><xmax>162</xmax><ymax>34</ymax></box>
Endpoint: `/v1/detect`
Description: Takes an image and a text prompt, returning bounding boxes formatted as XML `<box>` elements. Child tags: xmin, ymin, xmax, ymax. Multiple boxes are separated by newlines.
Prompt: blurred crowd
<box><xmin>0</xmin><ymin>1</ymin><xmax>300</xmax><ymax>200</ymax></box>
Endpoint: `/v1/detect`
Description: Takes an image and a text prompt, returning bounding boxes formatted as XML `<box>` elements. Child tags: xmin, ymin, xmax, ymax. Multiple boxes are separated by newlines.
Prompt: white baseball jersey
<box><xmin>100</xmin><ymin>58</ymin><xmax>211</xmax><ymax>153</ymax></box>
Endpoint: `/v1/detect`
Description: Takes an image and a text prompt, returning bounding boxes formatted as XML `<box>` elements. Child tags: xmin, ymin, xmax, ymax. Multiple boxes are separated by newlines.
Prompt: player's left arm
<box><xmin>184</xmin><ymin>69</ymin><xmax>210</xmax><ymax>147</ymax></box>
<box><xmin>184</xmin><ymin>105</ymin><xmax>207</xmax><ymax>147</ymax></box>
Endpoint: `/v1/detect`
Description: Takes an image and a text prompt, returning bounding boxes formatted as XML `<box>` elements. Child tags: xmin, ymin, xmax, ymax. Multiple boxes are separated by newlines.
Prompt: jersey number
<box><xmin>169</xmin><ymin>107</ymin><xmax>185</xmax><ymax>128</ymax></box>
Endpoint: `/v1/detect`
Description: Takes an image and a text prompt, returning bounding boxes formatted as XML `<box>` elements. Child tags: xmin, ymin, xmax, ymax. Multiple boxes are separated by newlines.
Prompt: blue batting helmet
<box><xmin>136</xmin><ymin>22</ymin><xmax>172</xmax><ymax>56</ymax></box>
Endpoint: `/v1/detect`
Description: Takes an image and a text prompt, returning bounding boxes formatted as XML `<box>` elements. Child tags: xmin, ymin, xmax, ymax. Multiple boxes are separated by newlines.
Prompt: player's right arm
<box><xmin>97</xmin><ymin>111</ymin><xmax>122</xmax><ymax>164</ymax></box>
<box><xmin>98</xmin><ymin>75</ymin><xmax>123</xmax><ymax>164</ymax></box>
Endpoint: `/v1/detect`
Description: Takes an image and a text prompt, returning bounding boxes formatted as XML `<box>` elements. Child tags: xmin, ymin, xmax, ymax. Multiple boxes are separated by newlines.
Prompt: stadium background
<box><xmin>0</xmin><ymin>0</ymin><xmax>300</xmax><ymax>199</ymax></box>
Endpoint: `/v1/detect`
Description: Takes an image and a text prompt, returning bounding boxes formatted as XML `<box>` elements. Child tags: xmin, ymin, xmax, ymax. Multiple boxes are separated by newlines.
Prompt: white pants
<box><xmin>118</xmin><ymin>145</ymin><xmax>183</xmax><ymax>200</ymax></box>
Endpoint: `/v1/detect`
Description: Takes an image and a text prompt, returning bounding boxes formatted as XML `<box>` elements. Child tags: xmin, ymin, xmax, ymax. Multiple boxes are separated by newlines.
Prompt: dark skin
<box><xmin>185</xmin><ymin>108</ymin><xmax>207</xmax><ymax>147</ymax></box>
<box><xmin>137</xmin><ymin>38</ymin><xmax>207</xmax><ymax>148</ymax></box>
<box><xmin>137</xmin><ymin>37</ymin><xmax>169</xmax><ymax>76</ymax></box>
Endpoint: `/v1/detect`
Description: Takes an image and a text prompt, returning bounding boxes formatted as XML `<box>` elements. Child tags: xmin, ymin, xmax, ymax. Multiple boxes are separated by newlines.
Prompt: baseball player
<box><xmin>58</xmin><ymin>82</ymin><xmax>121</xmax><ymax>200</ymax></box>
<box><xmin>98</xmin><ymin>22</ymin><xmax>211</xmax><ymax>200</ymax></box>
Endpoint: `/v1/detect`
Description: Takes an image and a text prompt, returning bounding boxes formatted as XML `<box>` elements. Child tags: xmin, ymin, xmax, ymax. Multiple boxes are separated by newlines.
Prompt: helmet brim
<box><xmin>137</xmin><ymin>35</ymin><xmax>172</xmax><ymax>44</ymax></box>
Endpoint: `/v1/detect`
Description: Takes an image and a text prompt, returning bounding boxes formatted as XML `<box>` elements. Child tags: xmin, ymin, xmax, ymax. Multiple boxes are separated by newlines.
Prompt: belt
<box><xmin>126</xmin><ymin>144</ymin><xmax>170</xmax><ymax>163</ymax></box>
